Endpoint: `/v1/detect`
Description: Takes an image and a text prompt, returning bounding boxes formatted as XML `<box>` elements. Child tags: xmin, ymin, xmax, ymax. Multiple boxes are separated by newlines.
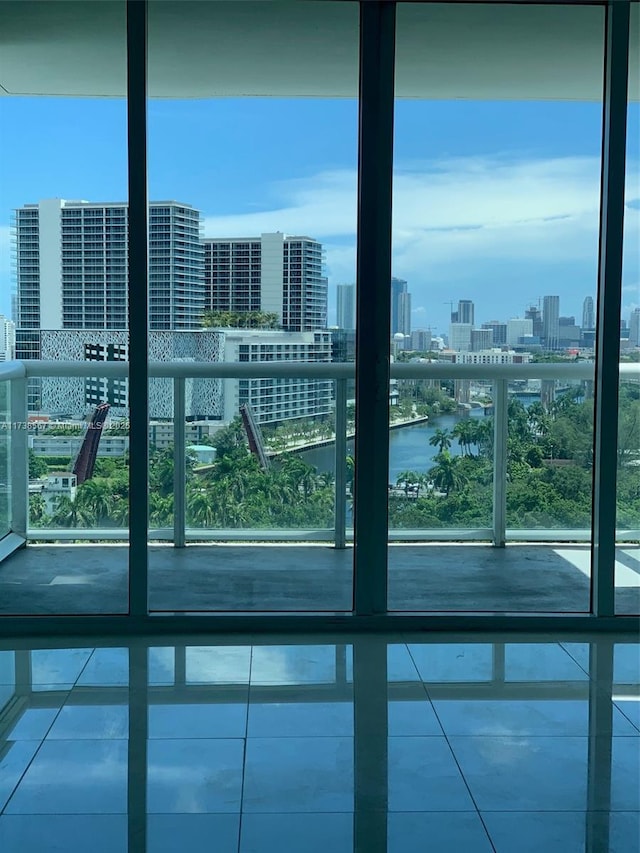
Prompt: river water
<box><xmin>299</xmin><ymin>408</ymin><xmax>486</xmax><ymax>482</ymax></box>
<box><xmin>299</xmin><ymin>393</ymin><xmax>540</xmax><ymax>481</ymax></box>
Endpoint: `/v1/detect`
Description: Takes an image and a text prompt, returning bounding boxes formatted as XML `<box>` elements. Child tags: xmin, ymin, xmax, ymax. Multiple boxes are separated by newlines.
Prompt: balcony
<box><xmin>0</xmin><ymin>359</ymin><xmax>638</xmax><ymax>619</ymax></box>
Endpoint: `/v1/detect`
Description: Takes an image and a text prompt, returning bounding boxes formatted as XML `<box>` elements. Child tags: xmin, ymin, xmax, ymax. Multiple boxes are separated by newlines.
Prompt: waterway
<box><xmin>299</xmin><ymin>408</ymin><xmax>486</xmax><ymax>482</ymax></box>
<box><xmin>298</xmin><ymin>393</ymin><xmax>541</xmax><ymax>482</ymax></box>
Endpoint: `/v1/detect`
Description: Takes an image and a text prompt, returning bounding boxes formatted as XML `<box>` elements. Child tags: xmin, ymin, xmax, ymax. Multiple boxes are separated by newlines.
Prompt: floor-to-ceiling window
<box><xmin>0</xmin><ymin>0</ymin><xmax>130</xmax><ymax>615</ymax></box>
<box><xmin>387</xmin><ymin>2</ymin><xmax>605</xmax><ymax>612</ymax></box>
<box><xmin>146</xmin><ymin>0</ymin><xmax>359</xmax><ymax>612</ymax></box>
<box><xmin>0</xmin><ymin>0</ymin><xmax>636</xmax><ymax>627</ymax></box>
<box><xmin>616</xmin><ymin>3</ymin><xmax>640</xmax><ymax>615</ymax></box>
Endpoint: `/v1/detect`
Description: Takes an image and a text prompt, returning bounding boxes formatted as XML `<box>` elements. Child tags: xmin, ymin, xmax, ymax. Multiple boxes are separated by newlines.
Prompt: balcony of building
<box><xmin>0</xmin><ymin>359</ymin><xmax>638</xmax><ymax>619</ymax></box>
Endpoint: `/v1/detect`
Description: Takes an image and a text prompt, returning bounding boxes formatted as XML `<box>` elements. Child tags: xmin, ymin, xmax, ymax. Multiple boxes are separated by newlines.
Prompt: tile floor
<box><xmin>0</xmin><ymin>634</ymin><xmax>638</xmax><ymax>851</ymax></box>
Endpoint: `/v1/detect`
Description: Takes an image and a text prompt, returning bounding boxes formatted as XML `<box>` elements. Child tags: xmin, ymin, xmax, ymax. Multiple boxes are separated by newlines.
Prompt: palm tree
<box><xmin>429</xmin><ymin>428</ymin><xmax>452</xmax><ymax>454</ymax></box>
<box><xmin>29</xmin><ymin>493</ymin><xmax>47</xmax><ymax>526</ymax></box>
<box><xmin>50</xmin><ymin>495</ymin><xmax>95</xmax><ymax>528</ymax></box>
<box><xmin>428</xmin><ymin>451</ymin><xmax>465</xmax><ymax>497</ymax></box>
<box><xmin>187</xmin><ymin>489</ymin><xmax>217</xmax><ymax>527</ymax></box>
<box><xmin>77</xmin><ymin>478</ymin><xmax>113</xmax><ymax>525</ymax></box>
<box><xmin>452</xmin><ymin>420</ymin><xmax>476</xmax><ymax>456</ymax></box>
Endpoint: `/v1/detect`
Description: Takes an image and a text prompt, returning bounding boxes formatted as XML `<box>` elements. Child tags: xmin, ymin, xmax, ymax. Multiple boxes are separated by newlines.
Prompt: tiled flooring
<box><xmin>0</xmin><ymin>634</ymin><xmax>638</xmax><ymax>851</ymax></box>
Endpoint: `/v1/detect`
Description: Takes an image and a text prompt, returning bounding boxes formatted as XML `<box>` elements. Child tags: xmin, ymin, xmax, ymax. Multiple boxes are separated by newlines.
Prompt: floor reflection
<box><xmin>0</xmin><ymin>636</ymin><xmax>638</xmax><ymax>852</ymax></box>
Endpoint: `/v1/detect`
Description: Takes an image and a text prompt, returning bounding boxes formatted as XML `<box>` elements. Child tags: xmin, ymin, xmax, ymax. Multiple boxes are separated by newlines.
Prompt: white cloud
<box><xmin>202</xmin><ymin>156</ymin><xmax>639</xmax><ymax>298</ymax></box>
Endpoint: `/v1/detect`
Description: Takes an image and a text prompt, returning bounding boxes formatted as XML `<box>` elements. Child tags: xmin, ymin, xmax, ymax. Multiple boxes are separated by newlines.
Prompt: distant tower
<box><xmin>336</xmin><ymin>283</ymin><xmax>355</xmax><ymax>330</ymax></box>
<box><xmin>525</xmin><ymin>305</ymin><xmax>544</xmax><ymax>338</ymax></box>
<box><xmin>630</xmin><ymin>308</ymin><xmax>640</xmax><ymax>346</ymax></box>
<box><xmin>582</xmin><ymin>296</ymin><xmax>595</xmax><ymax>330</ymax></box>
<box><xmin>457</xmin><ymin>300</ymin><xmax>474</xmax><ymax>326</ymax></box>
<box><xmin>543</xmin><ymin>295</ymin><xmax>560</xmax><ymax>350</ymax></box>
<box><xmin>390</xmin><ymin>277</ymin><xmax>408</xmax><ymax>336</ymax></box>
<box><xmin>398</xmin><ymin>291</ymin><xmax>412</xmax><ymax>336</ymax></box>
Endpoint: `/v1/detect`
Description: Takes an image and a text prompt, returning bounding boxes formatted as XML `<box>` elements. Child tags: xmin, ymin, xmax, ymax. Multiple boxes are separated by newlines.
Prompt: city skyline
<box><xmin>1</xmin><ymin>95</ymin><xmax>637</xmax><ymax>331</ymax></box>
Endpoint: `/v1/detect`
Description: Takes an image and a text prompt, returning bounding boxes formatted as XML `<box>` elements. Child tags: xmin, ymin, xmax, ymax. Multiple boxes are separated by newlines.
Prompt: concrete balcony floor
<box><xmin>0</xmin><ymin>543</ymin><xmax>638</xmax><ymax>615</ymax></box>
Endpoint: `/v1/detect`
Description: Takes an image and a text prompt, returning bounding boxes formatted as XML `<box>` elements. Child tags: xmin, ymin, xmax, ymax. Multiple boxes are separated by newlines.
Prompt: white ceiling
<box><xmin>0</xmin><ymin>1</ymin><xmax>638</xmax><ymax>101</ymax></box>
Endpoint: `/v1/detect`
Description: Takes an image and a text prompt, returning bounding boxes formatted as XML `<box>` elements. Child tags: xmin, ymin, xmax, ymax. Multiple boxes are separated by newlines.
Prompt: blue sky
<box><xmin>1</xmin><ymin>96</ymin><xmax>638</xmax><ymax>332</ymax></box>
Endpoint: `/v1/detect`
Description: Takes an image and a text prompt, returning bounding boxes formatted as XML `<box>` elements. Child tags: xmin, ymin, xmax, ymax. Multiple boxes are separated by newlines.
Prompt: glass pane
<box><xmin>147</xmin><ymin>0</ymin><xmax>358</xmax><ymax>612</ymax></box>
<box><xmin>388</xmin><ymin>3</ymin><xmax>603</xmax><ymax>612</ymax></box>
<box><xmin>0</xmin><ymin>1</ymin><xmax>129</xmax><ymax>614</ymax></box>
<box><xmin>0</xmin><ymin>379</ymin><xmax>10</xmax><ymax>540</ymax></box>
<box><xmin>616</xmin><ymin>8</ymin><xmax>640</xmax><ymax>615</ymax></box>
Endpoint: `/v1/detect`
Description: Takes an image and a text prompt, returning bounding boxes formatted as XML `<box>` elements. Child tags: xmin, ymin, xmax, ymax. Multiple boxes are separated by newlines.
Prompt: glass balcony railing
<box><xmin>0</xmin><ymin>359</ymin><xmax>638</xmax><ymax>555</ymax></box>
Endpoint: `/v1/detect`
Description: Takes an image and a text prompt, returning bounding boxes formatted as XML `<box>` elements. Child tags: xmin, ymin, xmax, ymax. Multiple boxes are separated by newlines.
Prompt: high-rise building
<box><xmin>390</xmin><ymin>277</ymin><xmax>408</xmax><ymax>336</ymax></box>
<box><xmin>543</xmin><ymin>295</ymin><xmax>560</xmax><ymax>350</ymax></box>
<box><xmin>449</xmin><ymin>323</ymin><xmax>472</xmax><ymax>352</ymax></box>
<box><xmin>457</xmin><ymin>300</ymin><xmax>474</xmax><ymax>325</ymax></box>
<box><xmin>471</xmin><ymin>328</ymin><xmax>493</xmax><ymax>352</ymax></box>
<box><xmin>14</xmin><ymin>199</ymin><xmax>204</xmax><ymax>335</ymax></box>
<box><xmin>630</xmin><ymin>308</ymin><xmax>640</xmax><ymax>346</ymax></box>
<box><xmin>0</xmin><ymin>315</ymin><xmax>16</xmax><ymax>362</ymax></box>
<box><xmin>410</xmin><ymin>329</ymin><xmax>432</xmax><ymax>352</ymax></box>
<box><xmin>506</xmin><ymin>318</ymin><xmax>534</xmax><ymax>347</ymax></box>
<box><xmin>525</xmin><ymin>305</ymin><xmax>544</xmax><ymax>338</ymax></box>
<box><xmin>582</xmin><ymin>296</ymin><xmax>595</xmax><ymax>330</ymax></box>
<box><xmin>203</xmin><ymin>233</ymin><xmax>327</xmax><ymax>333</ymax></box>
<box><xmin>397</xmin><ymin>291</ymin><xmax>412</xmax><ymax>336</ymax></box>
<box><xmin>482</xmin><ymin>321</ymin><xmax>507</xmax><ymax>346</ymax></box>
<box><xmin>336</xmin><ymin>283</ymin><xmax>355</xmax><ymax>330</ymax></box>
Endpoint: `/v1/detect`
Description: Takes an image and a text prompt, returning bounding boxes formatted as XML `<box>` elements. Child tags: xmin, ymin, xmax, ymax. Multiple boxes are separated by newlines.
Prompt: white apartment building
<box><xmin>14</xmin><ymin>199</ymin><xmax>205</xmax><ymax>408</ymax></box>
<box><xmin>506</xmin><ymin>318</ymin><xmax>533</xmax><ymax>347</ymax></box>
<box><xmin>0</xmin><ymin>315</ymin><xmax>16</xmax><ymax>361</ymax></box>
<box><xmin>203</xmin><ymin>233</ymin><xmax>327</xmax><ymax>332</ymax></box>
<box><xmin>222</xmin><ymin>329</ymin><xmax>333</xmax><ymax>424</ymax></box>
<box><xmin>15</xmin><ymin>199</ymin><xmax>204</xmax><ymax>335</ymax></box>
<box><xmin>453</xmin><ymin>349</ymin><xmax>532</xmax><ymax>365</ymax></box>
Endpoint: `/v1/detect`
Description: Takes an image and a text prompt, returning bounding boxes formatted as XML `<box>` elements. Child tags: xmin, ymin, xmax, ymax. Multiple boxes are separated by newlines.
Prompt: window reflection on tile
<box><xmin>148</xmin><ymin>703</ymin><xmax>247</xmax><ymax>739</ymax></box>
<box><xmin>0</xmin><ymin>814</ymin><xmax>127</xmax><ymax>853</ymax></box>
<box><xmin>148</xmin><ymin>647</ymin><xmax>176</xmax><ymax>685</ymax></box>
<box><xmin>47</xmin><ymin>704</ymin><xmax>129</xmax><ymax>740</ymax></box>
<box><xmin>387</xmin><ymin>812</ymin><xmax>494</xmax><ymax>853</ymax></box>
<box><xmin>250</xmin><ymin>645</ymin><xmax>338</xmax><ymax>685</ymax></box>
<box><xmin>0</xmin><ymin>636</ymin><xmax>636</xmax><ymax>853</ymax></box>
<box><xmin>30</xmin><ymin>649</ymin><xmax>93</xmax><ymax>686</ymax></box>
<box><xmin>76</xmin><ymin>649</ymin><xmax>129</xmax><ymax>686</ymax></box>
<box><xmin>504</xmin><ymin>644</ymin><xmax>589</xmax><ymax>682</ymax></box>
<box><xmin>432</xmin><ymin>698</ymin><xmax>638</xmax><ymax>737</ymax></box>
<box><xmin>4</xmin><ymin>707</ymin><xmax>60</xmax><ymax>740</ymax></box>
<box><xmin>0</xmin><ymin>651</ymin><xmax>16</xmax><ymax>686</ymax></box>
<box><xmin>449</xmin><ymin>734</ymin><xmax>640</xmax><ymax>812</ymax></box>
<box><xmin>147</xmin><ymin>814</ymin><xmax>239</xmax><ymax>853</ymax></box>
<box><xmin>147</xmin><ymin>738</ymin><xmax>244</xmax><ymax>813</ymax></box>
<box><xmin>407</xmin><ymin>644</ymin><xmax>493</xmax><ymax>682</ymax></box>
<box><xmin>185</xmin><ymin>647</ymin><xmax>251</xmax><ymax>685</ymax></box>
<box><xmin>5</xmin><ymin>739</ymin><xmax>128</xmax><ymax>814</ymax></box>
<box><xmin>247</xmin><ymin>701</ymin><xmax>353</xmax><ymax>738</ymax></box>
<box><xmin>0</xmin><ymin>740</ymin><xmax>41</xmax><ymax>812</ymax></box>
<box><xmin>243</xmin><ymin>736</ymin><xmax>353</xmax><ymax>813</ymax></box>
<box><xmin>240</xmin><ymin>813</ymin><xmax>353</xmax><ymax>853</ymax></box>
<box><xmin>385</xmin><ymin>736</ymin><xmax>475</xmax><ymax>812</ymax></box>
